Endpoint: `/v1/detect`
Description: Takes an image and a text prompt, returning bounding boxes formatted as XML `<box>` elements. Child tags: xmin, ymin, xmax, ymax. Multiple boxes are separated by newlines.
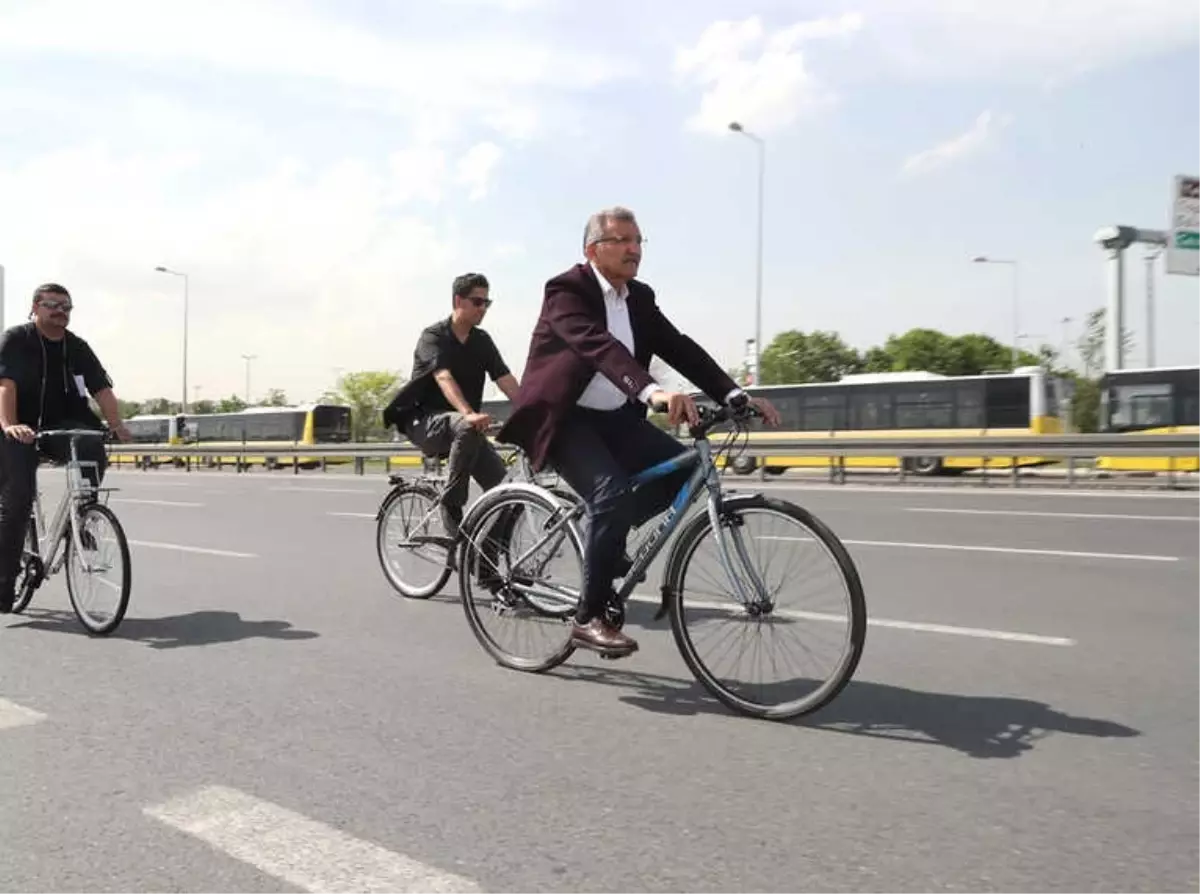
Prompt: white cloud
<box><xmin>853</xmin><ymin>0</ymin><xmax>1197</xmax><ymax>84</ymax></box>
<box><xmin>0</xmin><ymin>0</ymin><xmax>627</xmax><ymax>134</ymax></box>
<box><xmin>674</xmin><ymin>13</ymin><xmax>863</xmax><ymax>135</ymax></box>
<box><xmin>900</xmin><ymin>109</ymin><xmax>1013</xmax><ymax>177</ymax></box>
<box><xmin>456</xmin><ymin>143</ymin><xmax>504</xmax><ymax>201</ymax></box>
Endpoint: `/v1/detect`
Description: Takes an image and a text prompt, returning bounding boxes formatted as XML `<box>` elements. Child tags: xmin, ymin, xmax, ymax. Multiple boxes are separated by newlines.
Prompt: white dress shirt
<box><xmin>576</xmin><ymin>264</ymin><xmax>660</xmax><ymax>411</ymax></box>
<box><xmin>575</xmin><ymin>263</ymin><xmax>745</xmax><ymax>411</ymax></box>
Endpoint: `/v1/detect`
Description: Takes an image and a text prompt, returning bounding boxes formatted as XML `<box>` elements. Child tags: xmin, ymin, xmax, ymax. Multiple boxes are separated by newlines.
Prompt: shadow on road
<box><xmin>549</xmin><ymin>664</ymin><xmax>1141</xmax><ymax>759</ymax></box>
<box><xmin>9</xmin><ymin>608</ymin><xmax>319</xmax><ymax>649</ymax></box>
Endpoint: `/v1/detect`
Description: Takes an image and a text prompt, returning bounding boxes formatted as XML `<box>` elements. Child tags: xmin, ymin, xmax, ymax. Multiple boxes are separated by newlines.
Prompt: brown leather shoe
<box><xmin>571</xmin><ymin>618</ymin><xmax>638</xmax><ymax>656</ymax></box>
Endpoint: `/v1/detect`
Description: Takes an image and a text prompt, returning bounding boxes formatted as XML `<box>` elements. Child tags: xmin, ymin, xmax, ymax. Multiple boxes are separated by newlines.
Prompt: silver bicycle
<box><xmin>10</xmin><ymin>429</ymin><xmax>132</xmax><ymax>635</ymax></box>
<box><xmin>375</xmin><ymin>432</ymin><xmax>579</xmax><ymax>600</ymax></box>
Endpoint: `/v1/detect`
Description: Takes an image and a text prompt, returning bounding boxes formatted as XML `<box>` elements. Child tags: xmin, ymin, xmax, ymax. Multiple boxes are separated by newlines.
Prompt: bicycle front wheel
<box><xmin>458</xmin><ymin>485</ymin><xmax>584</xmax><ymax>673</ymax></box>
<box><xmin>66</xmin><ymin>503</ymin><xmax>131</xmax><ymax>636</ymax></box>
<box><xmin>665</xmin><ymin>493</ymin><xmax>866</xmax><ymax>720</ymax></box>
<box><xmin>376</xmin><ymin>483</ymin><xmax>453</xmax><ymax>599</ymax></box>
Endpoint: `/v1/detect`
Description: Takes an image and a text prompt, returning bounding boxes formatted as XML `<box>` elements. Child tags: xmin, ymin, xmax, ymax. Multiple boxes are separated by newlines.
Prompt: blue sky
<box><xmin>0</xmin><ymin>0</ymin><xmax>1196</xmax><ymax>405</ymax></box>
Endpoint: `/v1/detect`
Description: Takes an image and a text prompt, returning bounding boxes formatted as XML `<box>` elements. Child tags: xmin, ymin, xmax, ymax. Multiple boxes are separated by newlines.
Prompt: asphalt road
<box><xmin>1</xmin><ymin>468</ymin><xmax>1196</xmax><ymax>892</ymax></box>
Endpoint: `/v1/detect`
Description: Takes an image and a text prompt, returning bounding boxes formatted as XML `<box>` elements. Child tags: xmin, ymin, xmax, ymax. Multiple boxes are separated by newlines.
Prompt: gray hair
<box><xmin>583</xmin><ymin>206</ymin><xmax>637</xmax><ymax>252</ymax></box>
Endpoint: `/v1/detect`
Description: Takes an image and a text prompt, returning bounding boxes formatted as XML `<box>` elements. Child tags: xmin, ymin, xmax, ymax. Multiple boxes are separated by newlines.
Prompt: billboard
<box><xmin>1166</xmin><ymin>174</ymin><xmax>1199</xmax><ymax>276</ymax></box>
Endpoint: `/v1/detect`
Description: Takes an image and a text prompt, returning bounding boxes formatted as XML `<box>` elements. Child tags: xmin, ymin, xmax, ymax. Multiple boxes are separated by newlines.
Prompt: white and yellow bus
<box><xmin>690</xmin><ymin>366</ymin><xmax>1069</xmax><ymax>476</ymax></box>
<box><xmin>1095</xmin><ymin>365</ymin><xmax>1199</xmax><ymax>473</ymax></box>
<box><xmin>468</xmin><ymin>368</ymin><xmax>1067</xmax><ymax>477</ymax></box>
<box><xmin>115</xmin><ymin>404</ymin><xmax>353</xmax><ymax>469</ymax></box>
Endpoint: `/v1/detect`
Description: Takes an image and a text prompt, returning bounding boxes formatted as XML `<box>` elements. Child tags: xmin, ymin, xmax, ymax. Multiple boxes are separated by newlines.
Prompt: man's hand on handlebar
<box><xmin>650</xmin><ymin>390</ymin><xmax>700</xmax><ymax>427</ymax></box>
<box><xmin>746</xmin><ymin>395</ymin><xmax>781</xmax><ymax>427</ymax></box>
<box><xmin>3</xmin><ymin>424</ymin><xmax>35</xmax><ymax>445</ymax></box>
<box><xmin>464</xmin><ymin>412</ymin><xmax>492</xmax><ymax>432</ymax></box>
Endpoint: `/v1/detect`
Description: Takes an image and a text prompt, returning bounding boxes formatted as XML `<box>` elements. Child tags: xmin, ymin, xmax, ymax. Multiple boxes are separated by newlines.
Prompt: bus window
<box><xmin>955</xmin><ymin>383</ymin><xmax>985</xmax><ymax>427</ymax></box>
<box><xmin>984</xmin><ymin>378</ymin><xmax>1030</xmax><ymax>428</ymax></box>
<box><xmin>894</xmin><ymin>386</ymin><xmax>955</xmax><ymax>429</ymax></box>
<box><xmin>851</xmin><ymin>391</ymin><xmax>892</xmax><ymax>429</ymax></box>
<box><xmin>1109</xmin><ymin>383</ymin><xmax>1173</xmax><ymax>430</ymax></box>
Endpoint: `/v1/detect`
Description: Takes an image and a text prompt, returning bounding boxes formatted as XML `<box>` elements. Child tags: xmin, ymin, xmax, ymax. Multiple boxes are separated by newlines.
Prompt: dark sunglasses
<box><xmin>38</xmin><ymin>298</ymin><xmax>73</xmax><ymax>312</ymax></box>
<box><xmin>465</xmin><ymin>296</ymin><xmax>492</xmax><ymax>308</ymax></box>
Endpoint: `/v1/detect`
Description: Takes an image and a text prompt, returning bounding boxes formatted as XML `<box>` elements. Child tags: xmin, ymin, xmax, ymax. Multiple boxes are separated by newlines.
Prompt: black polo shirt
<box><xmin>0</xmin><ymin>323</ymin><xmax>111</xmax><ymax>429</ymax></box>
<box><xmin>411</xmin><ymin>318</ymin><xmax>509</xmax><ymax>415</ymax></box>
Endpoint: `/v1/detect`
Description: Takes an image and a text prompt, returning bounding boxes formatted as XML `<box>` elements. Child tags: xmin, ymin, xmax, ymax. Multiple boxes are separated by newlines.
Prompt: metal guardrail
<box><xmin>106</xmin><ymin>433</ymin><xmax>1199</xmax><ymax>460</ymax></box>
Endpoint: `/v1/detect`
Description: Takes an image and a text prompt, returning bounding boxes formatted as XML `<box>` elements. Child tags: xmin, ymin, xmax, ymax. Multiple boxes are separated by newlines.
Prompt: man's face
<box><xmin>34</xmin><ymin>293</ymin><xmax>72</xmax><ymax>329</ymax></box>
<box><xmin>454</xmin><ymin>286</ymin><xmax>492</xmax><ymax>325</ymax></box>
<box><xmin>587</xmin><ymin>219</ymin><xmax>643</xmax><ymax>283</ymax></box>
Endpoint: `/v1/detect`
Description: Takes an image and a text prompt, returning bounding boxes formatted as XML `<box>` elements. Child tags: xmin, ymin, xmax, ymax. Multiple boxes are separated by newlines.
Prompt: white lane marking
<box><xmin>736</xmin><ymin>480</ymin><xmax>1200</xmax><ymax>500</ymax></box>
<box><xmin>144</xmin><ymin>785</ymin><xmax>481</xmax><ymax>893</ymax></box>
<box><xmin>273</xmin><ymin>486</ymin><xmax>381</xmax><ymax>494</ymax></box>
<box><xmin>758</xmin><ymin>535</ymin><xmax>1179</xmax><ymax>562</ymax></box>
<box><xmin>128</xmin><ymin>540</ymin><xmax>258</xmax><ymax>559</ymax></box>
<box><xmin>905</xmin><ymin>507</ymin><xmax>1199</xmax><ymax>522</ymax></box>
<box><xmin>329</xmin><ymin>512</ymin><xmax>376</xmax><ymax>518</ymax></box>
<box><xmin>112</xmin><ymin>499</ymin><xmax>204</xmax><ymax>508</ymax></box>
<box><xmin>626</xmin><ymin>595</ymin><xmax>1075</xmax><ymax>647</ymax></box>
<box><xmin>0</xmin><ymin>697</ymin><xmax>48</xmax><ymax>730</ymax></box>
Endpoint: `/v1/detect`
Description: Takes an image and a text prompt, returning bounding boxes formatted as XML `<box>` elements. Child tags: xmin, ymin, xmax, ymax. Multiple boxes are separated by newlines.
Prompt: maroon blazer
<box><xmin>497</xmin><ymin>263</ymin><xmax>739</xmax><ymax>470</ymax></box>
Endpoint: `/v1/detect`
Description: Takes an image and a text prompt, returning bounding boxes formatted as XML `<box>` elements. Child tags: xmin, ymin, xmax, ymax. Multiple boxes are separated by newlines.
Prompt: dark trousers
<box><xmin>547</xmin><ymin>404</ymin><xmax>689</xmax><ymax>624</ymax></box>
<box><xmin>405</xmin><ymin>411</ymin><xmax>507</xmax><ymax>534</ymax></box>
<box><xmin>0</xmin><ymin>426</ymin><xmax>108</xmax><ymax>597</ymax></box>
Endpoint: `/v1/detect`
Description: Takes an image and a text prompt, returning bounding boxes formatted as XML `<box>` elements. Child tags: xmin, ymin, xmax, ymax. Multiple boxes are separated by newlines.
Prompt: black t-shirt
<box><xmin>0</xmin><ymin>323</ymin><xmax>111</xmax><ymax>428</ymax></box>
<box><xmin>411</xmin><ymin>318</ymin><xmax>509</xmax><ymax>415</ymax></box>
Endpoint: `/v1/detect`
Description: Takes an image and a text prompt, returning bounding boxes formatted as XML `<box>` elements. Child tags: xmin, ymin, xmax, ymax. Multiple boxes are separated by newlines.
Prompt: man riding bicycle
<box><xmin>497</xmin><ymin>206</ymin><xmax>780</xmax><ymax>656</ymax></box>
<box><xmin>384</xmin><ymin>272</ymin><xmax>520</xmax><ymax>539</ymax></box>
<box><xmin>0</xmin><ymin>283</ymin><xmax>132</xmax><ymax>613</ymax></box>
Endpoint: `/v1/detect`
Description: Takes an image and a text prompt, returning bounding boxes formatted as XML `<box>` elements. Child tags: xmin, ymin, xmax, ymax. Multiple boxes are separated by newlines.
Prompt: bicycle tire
<box><xmin>11</xmin><ymin>554</ymin><xmax>37</xmax><ymax>614</ymax></box>
<box><xmin>458</xmin><ymin>484</ymin><xmax>583</xmax><ymax>673</ymax></box>
<box><xmin>665</xmin><ymin>493</ymin><xmax>866</xmax><ymax>720</ymax></box>
<box><xmin>375</xmin><ymin>483</ymin><xmax>453</xmax><ymax>599</ymax></box>
<box><xmin>65</xmin><ymin>503</ymin><xmax>131</xmax><ymax>636</ymax></box>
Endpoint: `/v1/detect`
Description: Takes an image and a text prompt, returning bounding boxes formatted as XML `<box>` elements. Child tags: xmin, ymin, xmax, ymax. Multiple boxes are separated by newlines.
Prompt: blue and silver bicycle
<box><xmin>455</xmin><ymin>401</ymin><xmax>867</xmax><ymax>720</ymax></box>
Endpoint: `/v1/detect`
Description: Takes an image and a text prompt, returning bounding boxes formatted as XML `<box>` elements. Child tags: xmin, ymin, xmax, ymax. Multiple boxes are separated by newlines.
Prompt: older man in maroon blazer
<box><xmin>498</xmin><ymin>206</ymin><xmax>779</xmax><ymax>656</ymax></box>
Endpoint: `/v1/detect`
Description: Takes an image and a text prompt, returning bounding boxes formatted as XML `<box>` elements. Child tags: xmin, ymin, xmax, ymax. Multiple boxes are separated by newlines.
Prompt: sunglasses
<box><xmin>464</xmin><ymin>296</ymin><xmax>492</xmax><ymax>308</ymax></box>
<box><xmin>38</xmin><ymin>298</ymin><xmax>73</xmax><ymax>312</ymax></box>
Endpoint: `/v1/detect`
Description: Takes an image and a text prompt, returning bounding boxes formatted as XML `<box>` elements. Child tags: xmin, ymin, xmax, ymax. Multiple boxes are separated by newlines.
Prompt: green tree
<box><xmin>217</xmin><ymin>395</ymin><xmax>247</xmax><ymax>413</ymax></box>
<box><xmin>117</xmin><ymin>398</ymin><xmax>143</xmax><ymax>418</ymax></box>
<box><xmin>142</xmin><ymin>397</ymin><xmax>181</xmax><ymax>415</ymax></box>
<box><xmin>859</xmin><ymin>346</ymin><xmax>894</xmax><ymax>373</ymax></box>
<box><xmin>1076</xmin><ymin>308</ymin><xmax>1136</xmax><ymax>377</ymax></box>
<box><xmin>190</xmin><ymin>399</ymin><xmax>216</xmax><ymax>415</ymax></box>
<box><xmin>322</xmin><ymin>370</ymin><xmax>403</xmax><ymax>441</ymax></box>
<box><xmin>758</xmin><ymin>330</ymin><xmax>861</xmax><ymax>385</ymax></box>
<box><xmin>258</xmin><ymin>388</ymin><xmax>288</xmax><ymax>407</ymax></box>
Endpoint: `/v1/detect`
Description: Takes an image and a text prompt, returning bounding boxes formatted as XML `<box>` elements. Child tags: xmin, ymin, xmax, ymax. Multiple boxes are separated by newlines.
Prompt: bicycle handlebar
<box><xmin>35</xmin><ymin>428</ymin><xmax>110</xmax><ymax>441</ymax></box>
<box><xmin>686</xmin><ymin>399</ymin><xmax>761</xmax><ymax>441</ymax></box>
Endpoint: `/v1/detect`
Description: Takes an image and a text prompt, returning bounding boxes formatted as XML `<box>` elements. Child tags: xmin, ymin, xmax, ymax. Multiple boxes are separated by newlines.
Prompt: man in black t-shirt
<box><xmin>389</xmin><ymin>272</ymin><xmax>519</xmax><ymax>536</ymax></box>
<box><xmin>0</xmin><ymin>283</ymin><xmax>133</xmax><ymax>612</ymax></box>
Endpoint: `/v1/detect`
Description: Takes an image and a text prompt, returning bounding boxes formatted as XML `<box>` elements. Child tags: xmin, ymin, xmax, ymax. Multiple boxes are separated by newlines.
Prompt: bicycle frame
<box><xmin>498</xmin><ymin>423</ymin><xmax>768</xmax><ymax>615</ymax></box>
<box><xmin>27</xmin><ymin>431</ymin><xmax>104</xmax><ymax>576</ymax></box>
<box><xmin>616</xmin><ymin>435</ymin><xmax>766</xmax><ymax>612</ymax></box>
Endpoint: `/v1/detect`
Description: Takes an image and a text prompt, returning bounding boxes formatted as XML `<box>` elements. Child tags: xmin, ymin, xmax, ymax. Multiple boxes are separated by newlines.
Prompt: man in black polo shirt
<box><xmin>390</xmin><ymin>272</ymin><xmax>519</xmax><ymax>536</ymax></box>
<box><xmin>0</xmin><ymin>282</ymin><xmax>133</xmax><ymax>612</ymax></box>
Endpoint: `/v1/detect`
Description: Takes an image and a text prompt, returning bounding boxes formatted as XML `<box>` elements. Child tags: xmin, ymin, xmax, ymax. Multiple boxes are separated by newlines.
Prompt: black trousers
<box><xmin>404</xmin><ymin>411</ymin><xmax>507</xmax><ymax>534</ymax></box>
<box><xmin>0</xmin><ymin>425</ymin><xmax>108</xmax><ymax>596</ymax></box>
<box><xmin>546</xmin><ymin>404</ymin><xmax>690</xmax><ymax>624</ymax></box>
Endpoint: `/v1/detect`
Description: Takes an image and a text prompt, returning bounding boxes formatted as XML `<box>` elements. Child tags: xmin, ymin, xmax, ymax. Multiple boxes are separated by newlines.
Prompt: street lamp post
<box><xmin>1143</xmin><ymin>246</ymin><xmax>1162</xmax><ymax>367</ymax></box>
<box><xmin>729</xmin><ymin>121</ymin><xmax>765</xmax><ymax>384</ymax></box>
<box><xmin>971</xmin><ymin>256</ymin><xmax>1020</xmax><ymax>368</ymax></box>
<box><xmin>154</xmin><ymin>266</ymin><xmax>190</xmax><ymax>413</ymax></box>
<box><xmin>241</xmin><ymin>353</ymin><xmax>257</xmax><ymax>404</ymax></box>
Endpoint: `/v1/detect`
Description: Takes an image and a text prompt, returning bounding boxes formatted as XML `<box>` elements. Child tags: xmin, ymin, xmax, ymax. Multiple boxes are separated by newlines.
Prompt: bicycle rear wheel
<box><xmin>458</xmin><ymin>485</ymin><xmax>584</xmax><ymax>672</ymax></box>
<box><xmin>66</xmin><ymin>503</ymin><xmax>131</xmax><ymax>636</ymax></box>
<box><xmin>376</xmin><ymin>483</ymin><xmax>453</xmax><ymax>599</ymax></box>
<box><xmin>665</xmin><ymin>493</ymin><xmax>866</xmax><ymax>720</ymax></box>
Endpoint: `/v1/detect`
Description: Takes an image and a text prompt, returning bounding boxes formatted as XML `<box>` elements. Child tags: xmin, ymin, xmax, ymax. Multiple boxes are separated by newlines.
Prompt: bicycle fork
<box><xmin>705</xmin><ymin>492</ymin><xmax>771</xmax><ymax>613</ymax></box>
